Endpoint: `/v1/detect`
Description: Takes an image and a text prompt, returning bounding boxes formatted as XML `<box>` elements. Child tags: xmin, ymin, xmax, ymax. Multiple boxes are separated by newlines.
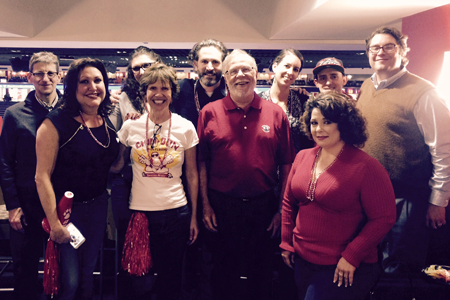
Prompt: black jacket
<box><xmin>173</xmin><ymin>78</ymin><xmax>226</xmax><ymax>128</ymax></box>
<box><xmin>0</xmin><ymin>90</ymin><xmax>61</xmax><ymax>223</ymax></box>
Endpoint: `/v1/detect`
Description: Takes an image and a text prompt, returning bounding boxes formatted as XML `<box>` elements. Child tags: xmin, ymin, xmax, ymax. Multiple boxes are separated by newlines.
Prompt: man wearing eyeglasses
<box><xmin>173</xmin><ymin>38</ymin><xmax>228</xmax><ymax>128</ymax></box>
<box><xmin>0</xmin><ymin>52</ymin><xmax>62</xmax><ymax>300</ymax></box>
<box><xmin>356</xmin><ymin>27</ymin><xmax>450</xmax><ymax>280</ymax></box>
<box><xmin>197</xmin><ymin>49</ymin><xmax>294</xmax><ymax>300</ymax></box>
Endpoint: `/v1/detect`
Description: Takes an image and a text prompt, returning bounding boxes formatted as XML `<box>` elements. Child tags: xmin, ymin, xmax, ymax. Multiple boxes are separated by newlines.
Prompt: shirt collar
<box><xmin>197</xmin><ymin>77</ymin><xmax>227</xmax><ymax>97</ymax></box>
<box><xmin>223</xmin><ymin>92</ymin><xmax>261</xmax><ymax>111</ymax></box>
<box><xmin>371</xmin><ymin>68</ymin><xmax>407</xmax><ymax>90</ymax></box>
<box><xmin>35</xmin><ymin>92</ymin><xmax>58</xmax><ymax>111</ymax></box>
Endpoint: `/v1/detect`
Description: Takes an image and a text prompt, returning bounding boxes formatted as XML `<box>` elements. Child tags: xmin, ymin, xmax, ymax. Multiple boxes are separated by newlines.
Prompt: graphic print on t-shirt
<box><xmin>133</xmin><ymin>133</ymin><xmax>182</xmax><ymax>178</ymax></box>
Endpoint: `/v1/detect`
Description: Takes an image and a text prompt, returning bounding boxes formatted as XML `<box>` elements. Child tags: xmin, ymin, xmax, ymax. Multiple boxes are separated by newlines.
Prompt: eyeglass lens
<box><xmin>132</xmin><ymin>63</ymin><xmax>153</xmax><ymax>72</ymax></box>
<box><xmin>151</xmin><ymin>124</ymin><xmax>162</xmax><ymax>149</ymax></box>
<box><xmin>33</xmin><ymin>72</ymin><xmax>57</xmax><ymax>79</ymax></box>
<box><xmin>227</xmin><ymin>67</ymin><xmax>253</xmax><ymax>76</ymax></box>
<box><xmin>369</xmin><ymin>44</ymin><xmax>396</xmax><ymax>53</ymax></box>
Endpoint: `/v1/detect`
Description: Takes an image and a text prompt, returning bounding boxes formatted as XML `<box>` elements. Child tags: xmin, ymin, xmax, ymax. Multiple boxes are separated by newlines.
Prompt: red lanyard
<box><xmin>194</xmin><ymin>80</ymin><xmax>201</xmax><ymax>114</ymax></box>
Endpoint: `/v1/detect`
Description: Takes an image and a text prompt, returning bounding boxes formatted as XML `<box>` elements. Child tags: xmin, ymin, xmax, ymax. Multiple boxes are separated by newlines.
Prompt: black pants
<box><xmin>131</xmin><ymin>205</ymin><xmax>191</xmax><ymax>300</ymax></box>
<box><xmin>10</xmin><ymin>221</ymin><xmax>46</xmax><ymax>300</ymax></box>
<box><xmin>380</xmin><ymin>187</ymin><xmax>432</xmax><ymax>275</ymax></box>
<box><xmin>205</xmin><ymin>189</ymin><xmax>276</xmax><ymax>300</ymax></box>
<box><xmin>10</xmin><ymin>190</ymin><xmax>46</xmax><ymax>300</ymax></box>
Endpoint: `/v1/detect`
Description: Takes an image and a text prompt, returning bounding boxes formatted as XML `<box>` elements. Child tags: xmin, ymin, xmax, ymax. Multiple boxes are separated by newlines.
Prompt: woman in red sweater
<box><xmin>280</xmin><ymin>93</ymin><xmax>396</xmax><ymax>300</ymax></box>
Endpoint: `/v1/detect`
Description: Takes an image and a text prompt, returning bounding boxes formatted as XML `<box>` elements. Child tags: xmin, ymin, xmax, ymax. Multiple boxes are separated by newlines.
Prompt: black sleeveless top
<box><xmin>47</xmin><ymin>109</ymin><xmax>119</xmax><ymax>203</ymax></box>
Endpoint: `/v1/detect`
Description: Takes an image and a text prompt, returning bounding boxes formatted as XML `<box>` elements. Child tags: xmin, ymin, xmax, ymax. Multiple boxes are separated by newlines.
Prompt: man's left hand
<box><xmin>290</xmin><ymin>87</ymin><xmax>309</xmax><ymax>96</ymax></box>
<box><xmin>267</xmin><ymin>212</ymin><xmax>281</xmax><ymax>238</ymax></box>
<box><xmin>426</xmin><ymin>203</ymin><xmax>447</xmax><ymax>229</ymax></box>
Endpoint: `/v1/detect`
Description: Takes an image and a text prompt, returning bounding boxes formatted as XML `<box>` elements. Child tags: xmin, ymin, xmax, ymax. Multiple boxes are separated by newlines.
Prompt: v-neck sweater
<box><xmin>281</xmin><ymin>145</ymin><xmax>396</xmax><ymax>267</ymax></box>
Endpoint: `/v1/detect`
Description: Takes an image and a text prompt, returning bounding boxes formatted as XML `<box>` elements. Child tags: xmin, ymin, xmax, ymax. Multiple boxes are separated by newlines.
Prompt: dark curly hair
<box><xmin>188</xmin><ymin>38</ymin><xmax>228</xmax><ymax>64</ymax></box>
<box><xmin>301</xmin><ymin>93</ymin><xmax>367</xmax><ymax>148</ymax></box>
<box><xmin>122</xmin><ymin>47</ymin><xmax>162</xmax><ymax>113</ymax></box>
<box><xmin>60</xmin><ymin>58</ymin><xmax>112</xmax><ymax>117</ymax></box>
<box><xmin>139</xmin><ymin>63</ymin><xmax>180</xmax><ymax>106</ymax></box>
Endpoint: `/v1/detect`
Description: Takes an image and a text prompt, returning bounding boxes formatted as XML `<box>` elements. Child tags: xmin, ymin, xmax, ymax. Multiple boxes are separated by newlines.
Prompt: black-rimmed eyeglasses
<box><xmin>368</xmin><ymin>44</ymin><xmax>397</xmax><ymax>54</ymax></box>
<box><xmin>132</xmin><ymin>63</ymin><xmax>154</xmax><ymax>73</ymax></box>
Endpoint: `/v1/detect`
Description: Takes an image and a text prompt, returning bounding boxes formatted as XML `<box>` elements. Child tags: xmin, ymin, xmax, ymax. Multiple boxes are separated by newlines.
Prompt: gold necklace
<box><xmin>79</xmin><ymin>111</ymin><xmax>110</xmax><ymax>148</ymax></box>
<box><xmin>306</xmin><ymin>145</ymin><xmax>345</xmax><ymax>201</ymax></box>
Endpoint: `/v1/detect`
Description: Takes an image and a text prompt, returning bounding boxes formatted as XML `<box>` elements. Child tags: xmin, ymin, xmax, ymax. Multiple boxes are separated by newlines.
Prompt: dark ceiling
<box><xmin>0</xmin><ymin>47</ymin><xmax>371</xmax><ymax>73</ymax></box>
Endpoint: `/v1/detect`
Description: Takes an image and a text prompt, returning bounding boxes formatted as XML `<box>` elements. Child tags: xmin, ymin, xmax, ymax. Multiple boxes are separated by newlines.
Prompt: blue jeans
<box><xmin>294</xmin><ymin>255</ymin><xmax>379</xmax><ymax>300</ymax></box>
<box><xmin>59</xmin><ymin>192</ymin><xmax>108</xmax><ymax>300</ymax></box>
<box><xmin>131</xmin><ymin>205</ymin><xmax>191</xmax><ymax>300</ymax></box>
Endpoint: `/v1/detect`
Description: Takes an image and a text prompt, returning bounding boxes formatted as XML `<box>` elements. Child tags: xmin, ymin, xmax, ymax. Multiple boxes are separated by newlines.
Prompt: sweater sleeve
<box><xmin>280</xmin><ymin>152</ymin><xmax>303</xmax><ymax>253</ymax></box>
<box><xmin>341</xmin><ymin>158</ymin><xmax>397</xmax><ymax>267</ymax></box>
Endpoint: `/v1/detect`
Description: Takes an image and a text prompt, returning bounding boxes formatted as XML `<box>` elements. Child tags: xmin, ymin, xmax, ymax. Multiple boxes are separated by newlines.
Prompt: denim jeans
<box><xmin>294</xmin><ymin>255</ymin><xmax>379</xmax><ymax>300</ymax></box>
<box><xmin>131</xmin><ymin>204</ymin><xmax>191</xmax><ymax>300</ymax></box>
<box><xmin>59</xmin><ymin>192</ymin><xmax>108</xmax><ymax>300</ymax></box>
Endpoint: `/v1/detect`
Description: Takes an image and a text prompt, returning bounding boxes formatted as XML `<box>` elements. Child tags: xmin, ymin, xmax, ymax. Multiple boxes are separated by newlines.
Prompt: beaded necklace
<box><xmin>193</xmin><ymin>79</ymin><xmax>226</xmax><ymax>114</ymax></box>
<box><xmin>306</xmin><ymin>145</ymin><xmax>345</xmax><ymax>201</ymax></box>
<box><xmin>79</xmin><ymin>111</ymin><xmax>110</xmax><ymax>148</ymax></box>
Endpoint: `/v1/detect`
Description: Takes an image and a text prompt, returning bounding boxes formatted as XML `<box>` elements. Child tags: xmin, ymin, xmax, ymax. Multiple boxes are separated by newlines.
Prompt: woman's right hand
<box><xmin>50</xmin><ymin>223</ymin><xmax>72</xmax><ymax>244</ymax></box>
<box><xmin>124</xmin><ymin>112</ymin><xmax>141</xmax><ymax>121</ymax></box>
<box><xmin>281</xmin><ymin>250</ymin><xmax>295</xmax><ymax>269</ymax></box>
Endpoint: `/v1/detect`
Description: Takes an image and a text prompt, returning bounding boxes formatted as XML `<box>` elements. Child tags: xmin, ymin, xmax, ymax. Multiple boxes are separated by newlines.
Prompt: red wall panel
<box><xmin>402</xmin><ymin>4</ymin><xmax>450</xmax><ymax>85</ymax></box>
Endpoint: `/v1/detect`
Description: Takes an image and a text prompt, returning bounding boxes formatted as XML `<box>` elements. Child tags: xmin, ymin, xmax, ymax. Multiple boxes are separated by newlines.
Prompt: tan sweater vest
<box><xmin>356</xmin><ymin>72</ymin><xmax>434</xmax><ymax>190</ymax></box>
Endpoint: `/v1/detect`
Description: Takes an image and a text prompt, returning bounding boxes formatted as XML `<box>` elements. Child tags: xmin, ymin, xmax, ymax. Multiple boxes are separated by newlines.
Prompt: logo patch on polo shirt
<box><xmin>262</xmin><ymin>125</ymin><xmax>270</xmax><ymax>132</ymax></box>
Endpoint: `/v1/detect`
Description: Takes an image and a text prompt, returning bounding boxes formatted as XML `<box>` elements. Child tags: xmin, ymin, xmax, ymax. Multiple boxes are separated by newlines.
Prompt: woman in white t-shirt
<box><xmin>109</xmin><ymin>47</ymin><xmax>163</xmax><ymax>298</ymax></box>
<box><xmin>113</xmin><ymin>63</ymin><xmax>199</xmax><ymax>300</ymax></box>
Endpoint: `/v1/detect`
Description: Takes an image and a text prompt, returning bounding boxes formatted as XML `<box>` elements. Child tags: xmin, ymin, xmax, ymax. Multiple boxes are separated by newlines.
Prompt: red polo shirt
<box><xmin>197</xmin><ymin>92</ymin><xmax>295</xmax><ymax>198</ymax></box>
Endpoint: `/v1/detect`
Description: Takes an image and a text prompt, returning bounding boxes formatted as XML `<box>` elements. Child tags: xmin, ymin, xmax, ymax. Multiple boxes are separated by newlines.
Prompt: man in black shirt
<box><xmin>173</xmin><ymin>38</ymin><xmax>228</xmax><ymax>128</ymax></box>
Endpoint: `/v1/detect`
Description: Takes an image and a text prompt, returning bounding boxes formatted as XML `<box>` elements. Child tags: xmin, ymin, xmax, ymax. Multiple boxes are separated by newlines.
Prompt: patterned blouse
<box><xmin>259</xmin><ymin>89</ymin><xmax>315</xmax><ymax>153</ymax></box>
